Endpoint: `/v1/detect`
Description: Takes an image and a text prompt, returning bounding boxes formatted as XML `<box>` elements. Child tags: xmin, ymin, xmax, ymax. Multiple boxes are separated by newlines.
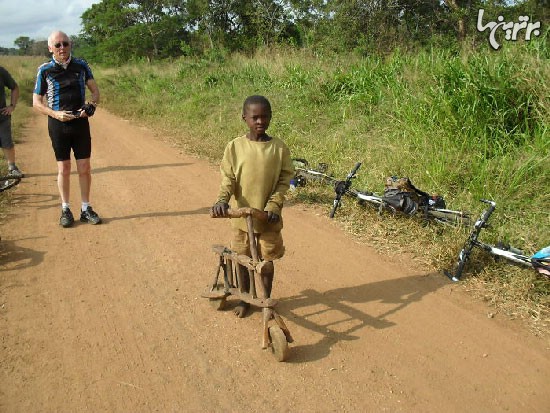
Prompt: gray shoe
<box><xmin>60</xmin><ymin>208</ymin><xmax>74</xmax><ymax>228</ymax></box>
<box><xmin>8</xmin><ymin>166</ymin><xmax>23</xmax><ymax>178</ymax></box>
<box><xmin>80</xmin><ymin>206</ymin><xmax>101</xmax><ymax>225</ymax></box>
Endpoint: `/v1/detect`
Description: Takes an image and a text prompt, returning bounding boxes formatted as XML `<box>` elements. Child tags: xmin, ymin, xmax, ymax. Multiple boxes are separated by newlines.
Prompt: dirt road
<box><xmin>1</xmin><ymin>109</ymin><xmax>548</xmax><ymax>412</ymax></box>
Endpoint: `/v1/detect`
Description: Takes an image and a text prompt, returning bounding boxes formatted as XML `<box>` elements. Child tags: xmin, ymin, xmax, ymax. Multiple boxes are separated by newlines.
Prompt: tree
<box><xmin>14</xmin><ymin>36</ymin><xmax>33</xmax><ymax>55</ymax></box>
<box><xmin>81</xmin><ymin>0</ymin><xmax>192</xmax><ymax>61</ymax></box>
<box><xmin>30</xmin><ymin>40</ymin><xmax>49</xmax><ymax>56</ymax></box>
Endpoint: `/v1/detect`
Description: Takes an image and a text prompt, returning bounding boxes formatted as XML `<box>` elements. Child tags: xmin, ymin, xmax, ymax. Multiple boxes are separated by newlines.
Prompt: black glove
<box><xmin>81</xmin><ymin>103</ymin><xmax>96</xmax><ymax>117</ymax></box>
<box><xmin>267</xmin><ymin>211</ymin><xmax>280</xmax><ymax>224</ymax></box>
<box><xmin>211</xmin><ymin>202</ymin><xmax>229</xmax><ymax>217</ymax></box>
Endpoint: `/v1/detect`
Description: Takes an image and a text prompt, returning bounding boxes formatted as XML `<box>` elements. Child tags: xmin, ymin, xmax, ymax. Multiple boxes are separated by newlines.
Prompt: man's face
<box><xmin>48</xmin><ymin>33</ymin><xmax>71</xmax><ymax>62</ymax></box>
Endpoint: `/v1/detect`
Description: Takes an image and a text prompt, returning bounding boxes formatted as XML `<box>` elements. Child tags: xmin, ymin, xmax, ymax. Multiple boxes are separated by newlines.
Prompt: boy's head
<box><xmin>242</xmin><ymin>95</ymin><xmax>272</xmax><ymax>138</ymax></box>
<box><xmin>242</xmin><ymin>95</ymin><xmax>271</xmax><ymax>116</ymax></box>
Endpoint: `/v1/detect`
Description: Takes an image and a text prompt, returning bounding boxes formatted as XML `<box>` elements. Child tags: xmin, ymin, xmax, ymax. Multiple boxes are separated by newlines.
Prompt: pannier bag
<box><xmin>382</xmin><ymin>176</ymin><xmax>446</xmax><ymax>215</ymax></box>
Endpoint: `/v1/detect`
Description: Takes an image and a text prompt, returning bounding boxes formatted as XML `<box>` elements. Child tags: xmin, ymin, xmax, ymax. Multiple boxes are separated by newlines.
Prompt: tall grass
<box><xmin>94</xmin><ymin>44</ymin><xmax>548</xmax><ymax>333</ymax></box>
<box><xmin>96</xmin><ymin>45</ymin><xmax>548</xmax><ymax>240</ymax></box>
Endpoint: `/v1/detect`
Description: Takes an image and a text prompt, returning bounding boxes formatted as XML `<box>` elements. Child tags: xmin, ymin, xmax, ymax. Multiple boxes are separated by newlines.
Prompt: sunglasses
<box><xmin>54</xmin><ymin>41</ymin><xmax>70</xmax><ymax>48</ymax></box>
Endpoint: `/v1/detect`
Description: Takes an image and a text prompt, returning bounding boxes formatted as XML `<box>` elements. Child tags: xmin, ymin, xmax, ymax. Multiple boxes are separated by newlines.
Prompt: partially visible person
<box><xmin>0</xmin><ymin>66</ymin><xmax>23</xmax><ymax>178</ymax></box>
<box><xmin>33</xmin><ymin>30</ymin><xmax>101</xmax><ymax>228</ymax></box>
<box><xmin>211</xmin><ymin>95</ymin><xmax>294</xmax><ymax>317</ymax></box>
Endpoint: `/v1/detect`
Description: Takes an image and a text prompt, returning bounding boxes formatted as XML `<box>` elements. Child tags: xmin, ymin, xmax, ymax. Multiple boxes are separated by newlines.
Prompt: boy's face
<box><xmin>242</xmin><ymin>103</ymin><xmax>272</xmax><ymax>137</ymax></box>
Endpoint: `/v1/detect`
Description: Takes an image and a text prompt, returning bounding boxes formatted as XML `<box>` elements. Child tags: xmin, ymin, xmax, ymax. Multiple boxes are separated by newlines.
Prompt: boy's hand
<box><xmin>267</xmin><ymin>211</ymin><xmax>280</xmax><ymax>223</ymax></box>
<box><xmin>211</xmin><ymin>202</ymin><xmax>229</xmax><ymax>217</ymax></box>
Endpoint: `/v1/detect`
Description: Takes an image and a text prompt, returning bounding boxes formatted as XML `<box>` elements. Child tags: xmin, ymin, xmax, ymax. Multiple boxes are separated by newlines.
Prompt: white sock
<box><xmin>82</xmin><ymin>202</ymin><xmax>90</xmax><ymax>212</ymax></box>
<box><xmin>62</xmin><ymin>202</ymin><xmax>70</xmax><ymax>210</ymax></box>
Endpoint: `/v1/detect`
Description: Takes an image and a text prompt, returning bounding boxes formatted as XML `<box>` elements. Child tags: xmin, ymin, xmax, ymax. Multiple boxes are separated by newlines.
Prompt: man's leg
<box><xmin>57</xmin><ymin>159</ymin><xmax>71</xmax><ymax>204</ymax></box>
<box><xmin>57</xmin><ymin>159</ymin><xmax>74</xmax><ymax>228</ymax></box>
<box><xmin>2</xmin><ymin>147</ymin><xmax>15</xmax><ymax>164</ymax></box>
<box><xmin>76</xmin><ymin>157</ymin><xmax>91</xmax><ymax>203</ymax></box>
<box><xmin>76</xmin><ymin>157</ymin><xmax>101</xmax><ymax>224</ymax></box>
<box><xmin>0</xmin><ymin>120</ymin><xmax>22</xmax><ymax>177</ymax></box>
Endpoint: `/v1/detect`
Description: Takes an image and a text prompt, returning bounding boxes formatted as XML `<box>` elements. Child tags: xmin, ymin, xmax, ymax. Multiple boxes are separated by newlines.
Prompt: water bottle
<box><xmin>289</xmin><ymin>178</ymin><xmax>296</xmax><ymax>191</ymax></box>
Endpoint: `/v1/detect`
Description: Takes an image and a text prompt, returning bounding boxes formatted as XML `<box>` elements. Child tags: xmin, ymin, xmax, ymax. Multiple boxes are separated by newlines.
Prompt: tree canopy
<box><xmin>4</xmin><ymin>0</ymin><xmax>548</xmax><ymax>60</ymax></box>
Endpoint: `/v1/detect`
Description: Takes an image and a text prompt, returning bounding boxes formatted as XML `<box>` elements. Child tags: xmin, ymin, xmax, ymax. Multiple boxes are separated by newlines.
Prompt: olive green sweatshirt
<box><xmin>216</xmin><ymin>135</ymin><xmax>295</xmax><ymax>233</ymax></box>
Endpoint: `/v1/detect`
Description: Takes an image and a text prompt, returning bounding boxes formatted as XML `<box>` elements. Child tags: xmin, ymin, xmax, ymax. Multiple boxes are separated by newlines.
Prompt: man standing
<box><xmin>33</xmin><ymin>30</ymin><xmax>101</xmax><ymax>228</ymax></box>
<box><xmin>0</xmin><ymin>66</ymin><xmax>23</xmax><ymax>178</ymax></box>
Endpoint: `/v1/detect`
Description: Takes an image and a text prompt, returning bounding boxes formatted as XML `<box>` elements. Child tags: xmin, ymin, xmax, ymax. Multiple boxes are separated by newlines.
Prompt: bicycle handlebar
<box><xmin>329</xmin><ymin>162</ymin><xmax>362</xmax><ymax>218</ymax></box>
<box><xmin>476</xmin><ymin>199</ymin><xmax>496</xmax><ymax>230</ymax></box>
<box><xmin>348</xmin><ymin>162</ymin><xmax>362</xmax><ymax>179</ymax></box>
<box><xmin>446</xmin><ymin>199</ymin><xmax>497</xmax><ymax>281</ymax></box>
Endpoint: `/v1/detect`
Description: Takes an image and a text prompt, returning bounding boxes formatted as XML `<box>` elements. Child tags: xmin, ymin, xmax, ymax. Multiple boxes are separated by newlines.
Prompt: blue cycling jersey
<box><xmin>34</xmin><ymin>57</ymin><xmax>94</xmax><ymax>112</ymax></box>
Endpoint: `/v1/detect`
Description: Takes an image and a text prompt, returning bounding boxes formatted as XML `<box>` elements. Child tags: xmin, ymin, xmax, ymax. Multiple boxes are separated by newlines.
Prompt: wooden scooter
<box><xmin>202</xmin><ymin>207</ymin><xmax>293</xmax><ymax>362</ymax></box>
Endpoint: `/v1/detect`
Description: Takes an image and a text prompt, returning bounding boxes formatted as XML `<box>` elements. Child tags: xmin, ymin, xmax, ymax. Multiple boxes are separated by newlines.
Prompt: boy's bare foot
<box><xmin>234</xmin><ymin>301</ymin><xmax>250</xmax><ymax>318</ymax></box>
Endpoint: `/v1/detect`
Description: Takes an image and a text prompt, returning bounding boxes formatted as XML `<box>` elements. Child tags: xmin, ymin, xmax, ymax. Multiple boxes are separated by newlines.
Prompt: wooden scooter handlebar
<box><xmin>210</xmin><ymin>207</ymin><xmax>268</xmax><ymax>221</ymax></box>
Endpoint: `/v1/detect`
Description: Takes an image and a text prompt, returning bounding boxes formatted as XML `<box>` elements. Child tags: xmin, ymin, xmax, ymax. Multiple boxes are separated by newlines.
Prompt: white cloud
<box><xmin>0</xmin><ymin>0</ymin><xmax>101</xmax><ymax>48</ymax></box>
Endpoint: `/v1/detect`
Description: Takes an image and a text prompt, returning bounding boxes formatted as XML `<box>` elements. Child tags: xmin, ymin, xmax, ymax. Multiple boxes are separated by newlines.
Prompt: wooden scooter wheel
<box><xmin>269</xmin><ymin>325</ymin><xmax>290</xmax><ymax>362</ymax></box>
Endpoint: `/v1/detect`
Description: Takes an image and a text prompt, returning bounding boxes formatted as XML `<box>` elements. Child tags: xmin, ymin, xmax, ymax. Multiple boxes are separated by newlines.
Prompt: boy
<box><xmin>211</xmin><ymin>95</ymin><xmax>294</xmax><ymax>317</ymax></box>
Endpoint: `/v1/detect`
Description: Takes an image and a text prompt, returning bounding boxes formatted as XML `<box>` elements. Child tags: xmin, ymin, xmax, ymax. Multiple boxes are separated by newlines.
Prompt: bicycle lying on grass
<box><xmin>292</xmin><ymin>158</ymin><xmax>471</xmax><ymax>225</ymax></box>
<box><xmin>0</xmin><ymin>174</ymin><xmax>21</xmax><ymax>192</ymax></box>
<box><xmin>444</xmin><ymin>199</ymin><xmax>550</xmax><ymax>282</ymax></box>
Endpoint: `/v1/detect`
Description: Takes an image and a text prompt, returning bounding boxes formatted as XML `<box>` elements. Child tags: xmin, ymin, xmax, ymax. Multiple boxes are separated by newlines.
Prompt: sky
<box><xmin>0</xmin><ymin>0</ymin><xmax>102</xmax><ymax>48</ymax></box>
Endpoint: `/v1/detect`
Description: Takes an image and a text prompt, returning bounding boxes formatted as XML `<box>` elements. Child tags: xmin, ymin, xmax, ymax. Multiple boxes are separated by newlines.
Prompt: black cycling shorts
<box><xmin>0</xmin><ymin>117</ymin><xmax>14</xmax><ymax>149</ymax></box>
<box><xmin>48</xmin><ymin>117</ymin><xmax>92</xmax><ymax>161</ymax></box>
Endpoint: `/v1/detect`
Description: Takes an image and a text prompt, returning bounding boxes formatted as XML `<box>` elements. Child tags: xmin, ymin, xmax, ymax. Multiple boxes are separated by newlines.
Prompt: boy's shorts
<box><xmin>0</xmin><ymin>118</ymin><xmax>14</xmax><ymax>149</ymax></box>
<box><xmin>48</xmin><ymin>117</ymin><xmax>91</xmax><ymax>161</ymax></box>
<box><xmin>231</xmin><ymin>229</ymin><xmax>285</xmax><ymax>261</ymax></box>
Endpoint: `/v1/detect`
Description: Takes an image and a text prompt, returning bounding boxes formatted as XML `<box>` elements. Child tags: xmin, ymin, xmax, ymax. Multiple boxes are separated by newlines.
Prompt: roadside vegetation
<box><xmin>1</xmin><ymin>25</ymin><xmax>548</xmax><ymax>334</ymax></box>
<box><xmin>92</xmin><ymin>43</ymin><xmax>548</xmax><ymax>334</ymax></box>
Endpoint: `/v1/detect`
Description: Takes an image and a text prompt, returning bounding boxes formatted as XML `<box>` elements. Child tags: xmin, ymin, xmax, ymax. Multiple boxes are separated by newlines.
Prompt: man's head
<box><xmin>48</xmin><ymin>31</ymin><xmax>71</xmax><ymax>63</ymax></box>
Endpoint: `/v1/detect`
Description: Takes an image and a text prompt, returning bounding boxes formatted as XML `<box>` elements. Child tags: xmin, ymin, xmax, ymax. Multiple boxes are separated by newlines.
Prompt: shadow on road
<box><xmin>278</xmin><ymin>273</ymin><xmax>446</xmax><ymax>363</ymax></box>
<box><xmin>0</xmin><ymin>237</ymin><xmax>47</xmax><ymax>273</ymax></box>
<box><xmin>104</xmin><ymin>207</ymin><xmax>211</xmax><ymax>222</ymax></box>
<box><xmin>21</xmin><ymin>162</ymin><xmax>192</xmax><ymax>178</ymax></box>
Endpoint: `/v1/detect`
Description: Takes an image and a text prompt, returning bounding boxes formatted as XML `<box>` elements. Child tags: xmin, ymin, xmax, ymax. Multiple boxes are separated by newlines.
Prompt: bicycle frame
<box><xmin>330</xmin><ymin>163</ymin><xmax>469</xmax><ymax>225</ymax></box>
<box><xmin>292</xmin><ymin>159</ymin><xmax>336</xmax><ymax>188</ymax></box>
<box><xmin>330</xmin><ymin>162</ymin><xmax>362</xmax><ymax>218</ymax></box>
<box><xmin>445</xmin><ymin>200</ymin><xmax>549</xmax><ymax>282</ymax></box>
<box><xmin>293</xmin><ymin>158</ymin><xmax>469</xmax><ymax>225</ymax></box>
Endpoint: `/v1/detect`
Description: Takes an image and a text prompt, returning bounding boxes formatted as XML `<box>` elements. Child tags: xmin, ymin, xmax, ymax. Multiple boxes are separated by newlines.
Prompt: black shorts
<box><xmin>0</xmin><ymin>117</ymin><xmax>14</xmax><ymax>149</ymax></box>
<box><xmin>48</xmin><ymin>117</ymin><xmax>92</xmax><ymax>161</ymax></box>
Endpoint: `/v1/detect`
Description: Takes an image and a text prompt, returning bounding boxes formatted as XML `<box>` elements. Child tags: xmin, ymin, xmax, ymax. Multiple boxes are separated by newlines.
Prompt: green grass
<box><xmin>1</xmin><ymin>43</ymin><xmax>548</xmax><ymax>334</ymax></box>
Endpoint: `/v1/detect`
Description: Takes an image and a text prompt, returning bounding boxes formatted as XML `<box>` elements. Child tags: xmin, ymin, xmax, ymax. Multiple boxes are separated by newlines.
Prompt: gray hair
<box><xmin>47</xmin><ymin>31</ymin><xmax>71</xmax><ymax>47</ymax></box>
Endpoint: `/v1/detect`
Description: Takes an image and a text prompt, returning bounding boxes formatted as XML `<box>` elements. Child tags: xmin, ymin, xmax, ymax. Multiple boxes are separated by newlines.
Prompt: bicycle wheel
<box><xmin>0</xmin><ymin>176</ymin><xmax>21</xmax><ymax>192</ymax></box>
<box><xmin>427</xmin><ymin>208</ymin><xmax>470</xmax><ymax>226</ymax></box>
<box><xmin>296</xmin><ymin>168</ymin><xmax>336</xmax><ymax>186</ymax></box>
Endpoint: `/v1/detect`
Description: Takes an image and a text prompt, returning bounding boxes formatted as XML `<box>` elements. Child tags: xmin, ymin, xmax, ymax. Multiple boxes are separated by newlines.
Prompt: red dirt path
<box><xmin>1</xmin><ymin>109</ymin><xmax>548</xmax><ymax>412</ymax></box>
